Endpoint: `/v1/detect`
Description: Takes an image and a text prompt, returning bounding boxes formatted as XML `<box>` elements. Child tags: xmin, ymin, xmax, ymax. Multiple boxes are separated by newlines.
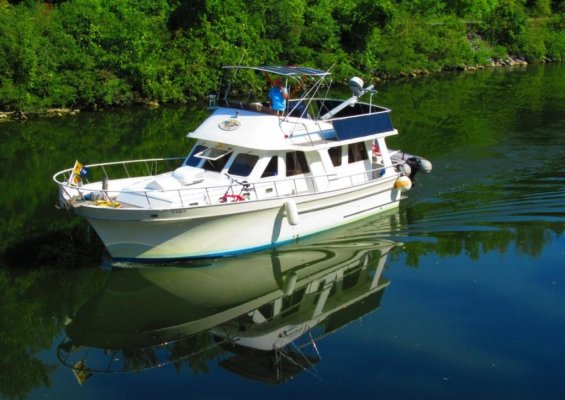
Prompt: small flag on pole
<box><xmin>68</xmin><ymin>160</ymin><xmax>87</xmax><ymax>186</ymax></box>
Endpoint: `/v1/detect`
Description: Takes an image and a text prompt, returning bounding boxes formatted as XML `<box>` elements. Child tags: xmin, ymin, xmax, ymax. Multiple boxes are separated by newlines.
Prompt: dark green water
<box><xmin>1</xmin><ymin>64</ymin><xmax>564</xmax><ymax>399</ymax></box>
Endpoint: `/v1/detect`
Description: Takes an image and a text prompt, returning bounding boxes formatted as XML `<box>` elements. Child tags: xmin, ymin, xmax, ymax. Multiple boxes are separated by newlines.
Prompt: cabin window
<box><xmin>196</xmin><ymin>147</ymin><xmax>233</xmax><ymax>160</ymax></box>
<box><xmin>328</xmin><ymin>146</ymin><xmax>342</xmax><ymax>167</ymax></box>
<box><xmin>348</xmin><ymin>142</ymin><xmax>368</xmax><ymax>163</ymax></box>
<box><xmin>228</xmin><ymin>153</ymin><xmax>259</xmax><ymax>176</ymax></box>
<box><xmin>194</xmin><ymin>146</ymin><xmax>233</xmax><ymax>172</ymax></box>
<box><xmin>286</xmin><ymin>152</ymin><xmax>310</xmax><ymax>176</ymax></box>
<box><xmin>261</xmin><ymin>156</ymin><xmax>278</xmax><ymax>178</ymax></box>
<box><xmin>185</xmin><ymin>145</ymin><xmax>207</xmax><ymax>167</ymax></box>
<box><xmin>203</xmin><ymin>156</ymin><xmax>230</xmax><ymax>172</ymax></box>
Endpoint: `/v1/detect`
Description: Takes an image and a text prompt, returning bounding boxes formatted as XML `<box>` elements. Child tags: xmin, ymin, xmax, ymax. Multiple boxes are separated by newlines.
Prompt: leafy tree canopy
<box><xmin>0</xmin><ymin>0</ymin><xmax>563</xmax><ymax>110</ymax></box>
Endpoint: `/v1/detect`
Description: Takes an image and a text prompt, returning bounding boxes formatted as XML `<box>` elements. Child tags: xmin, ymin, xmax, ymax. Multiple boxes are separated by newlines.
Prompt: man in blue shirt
<box><xmin>268</xmin><ymin>79</ymin><xmax>288</xmax><ymax>114</ymax></box>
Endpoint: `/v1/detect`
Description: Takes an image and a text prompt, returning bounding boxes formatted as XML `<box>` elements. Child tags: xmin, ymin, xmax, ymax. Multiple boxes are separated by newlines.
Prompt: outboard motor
<box><xmin>406</xmin><ymin>157</ymin><xmax>433</xmax><ymax>181</ymax></box>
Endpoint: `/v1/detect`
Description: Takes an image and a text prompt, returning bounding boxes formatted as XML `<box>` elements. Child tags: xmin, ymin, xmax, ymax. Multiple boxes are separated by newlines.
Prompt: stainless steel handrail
<box><xmin>54</xmin><ymin>158</ymin><xmax>402</xmax><ymax>209</ymax></box>
<box><xmin>52</xmin><ymin>157</ymin><xmax>185</xmax><ymax>183</ymax></box>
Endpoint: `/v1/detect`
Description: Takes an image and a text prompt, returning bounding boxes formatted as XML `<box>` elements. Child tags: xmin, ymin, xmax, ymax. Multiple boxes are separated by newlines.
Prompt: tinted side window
<box><xmin>185</xmin><ymin>145</ymin><xmax>206</xmax><ymax>167</ymax></box>
<box><xmin>328</xmin><ymin>146</ymin><xmax>342</xmax><ymax>167</ymax></box>
<box><xmin>261</xmin><ymin>156</ymin><xmax>278</xmax><ymax>178</ymax></box>
<box><xmin>228</xmin><ymin>153</ymin><xmax>259</xmax><ymax>176</ymax></box>
<box><xmin>203</xmin><ymin>155</ymin><xmax>230</xmax><ymax>172</ymax></box>
<box><xmin>286</xmin><ymin>152</ymin><xmax>310</xmax><ymax>176</ymax></box>
<box><xmin>348</xmin><ymin>142</ymin><xmax>368</xmax><ymax>163</ymax></box>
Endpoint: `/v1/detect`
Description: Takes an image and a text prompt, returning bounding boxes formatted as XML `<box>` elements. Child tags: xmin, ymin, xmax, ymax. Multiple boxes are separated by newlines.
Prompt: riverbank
<box><xmin>0</xmin><ymin>108</ymin><xmax>81</xmax><ymax>122</ymax></box>
<box><xmin>0</xmin><ymin>99</ymin><xmax>164</xmax><ymax>122</ymax></box>
<box><xmin>376</xmin><ymin>55</ymin><xmax>532</xmax><ymax>79</ymax></box>
<box><xmin>0</xmin><ymin>56</ymin><xmax>544</xmax><ymax>121</ymax></box>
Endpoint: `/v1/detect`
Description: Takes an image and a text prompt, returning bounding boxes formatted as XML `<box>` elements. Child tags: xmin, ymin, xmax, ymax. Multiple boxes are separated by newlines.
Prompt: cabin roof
<box><xmin>188</xmin><ymin>107</ymin><xmax>397</xmax><ymax>152</ymax></box>
<box><xmin>188</xmin><ymin>107</ymin><xmax>322</xmax><ymax>151</ymax></box>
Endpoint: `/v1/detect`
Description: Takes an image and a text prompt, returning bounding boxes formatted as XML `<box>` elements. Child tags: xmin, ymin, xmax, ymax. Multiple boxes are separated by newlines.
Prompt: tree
<box><xmin>483</xmin><ymin>0</ymin><xmax>528</xmax><ymax>47</ymax></box>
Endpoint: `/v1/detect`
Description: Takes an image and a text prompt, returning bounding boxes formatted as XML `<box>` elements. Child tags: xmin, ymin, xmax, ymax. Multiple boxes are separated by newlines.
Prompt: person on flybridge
<box><xmin>267</xmin><ymin>78</ymin><xmax>288</xmax><ymax>114</ymax></box>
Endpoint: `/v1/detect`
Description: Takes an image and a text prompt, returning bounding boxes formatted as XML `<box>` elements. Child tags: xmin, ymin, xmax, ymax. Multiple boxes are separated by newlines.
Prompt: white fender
<box><xmin>285</xmin><ymin>199</ymin><xmax>300</xmax><ymax>225</ymax></box>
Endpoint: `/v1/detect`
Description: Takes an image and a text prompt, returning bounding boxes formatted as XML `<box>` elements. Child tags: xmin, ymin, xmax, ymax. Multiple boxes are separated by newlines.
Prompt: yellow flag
<box><xmin>68</xmin><ymin>160</ymin><xmax>84</xmax><ymax>186</ymax></box>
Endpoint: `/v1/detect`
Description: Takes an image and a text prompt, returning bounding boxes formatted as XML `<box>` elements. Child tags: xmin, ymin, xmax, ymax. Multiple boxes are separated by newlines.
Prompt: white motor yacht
<box><xmin>53</xmin><ymin>65</ymin><xmax>431</xmax><ymax>261</ymax></box>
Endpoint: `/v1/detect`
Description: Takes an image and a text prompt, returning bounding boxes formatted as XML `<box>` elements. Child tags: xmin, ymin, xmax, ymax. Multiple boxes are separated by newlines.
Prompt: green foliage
<box><xmin>482</xmin><ymin>0</ymin><xmax>528</xmax><ymax>46</ymax></box>
<box><xmin>525</xmin><ymin>0</ymin><xmax>552</xmax><ymax>16</ymax></box>
<box><xmin>0</xmin><ymin>0</ymin><xmax>563</xmax><ymax>110</ymax></box>
<box><xmin>367</xmin><ymin>13</ymin><xmax>476</xmax><ymax>75</ymax></box>
<box><xmin>333</xmin><ymin>0</ymin><xmax>395</xmax><ymax>51</ymax></box>
<box><xmin>553</xmin><ymin>0</ymin><xmax>565</xmax><ymax>12</ymax></box>
<box><xmin>400</xmin><ymin>0</ymin><xmax>446</xmax><ymax>16</ymax></box>
<box><xmin>517</xmin><ymin>20</ymin><xmax>548</xmax><ymax>61</ymax></box>
<box><xmin>545</xmin><ymin>12</ymin><xmax>565</xmax><ymax>60</ymax></box>
<box><xmin>447</xmin><ymin>0</ymin><xmax>501</xmax><ymax>19</ymax></box>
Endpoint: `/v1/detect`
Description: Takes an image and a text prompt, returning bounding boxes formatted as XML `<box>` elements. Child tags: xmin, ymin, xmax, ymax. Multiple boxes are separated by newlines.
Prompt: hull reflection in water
<box><xmin>58</xmin><ymin>226</ymin><xmax>399</xmax><ymax>384</ymax></box>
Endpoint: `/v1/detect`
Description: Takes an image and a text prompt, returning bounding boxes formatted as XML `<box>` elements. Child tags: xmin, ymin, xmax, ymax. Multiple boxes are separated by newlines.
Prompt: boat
<box><xmin>56</xmin><ymin>231</ymin><xmax>398</xmax><ymax>382</ymax></box>
<box><xmin>53</xmin><ymin>65</ymin><xmax>431</xmax><ymax>261</ymax></box>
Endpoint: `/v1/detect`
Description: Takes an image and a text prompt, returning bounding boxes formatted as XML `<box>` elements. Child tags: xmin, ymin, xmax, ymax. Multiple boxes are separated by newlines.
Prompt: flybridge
<box><xmin>218</xmin><ymin>65</ymin><xmax>394</xmax><ymax>140</ymax></box>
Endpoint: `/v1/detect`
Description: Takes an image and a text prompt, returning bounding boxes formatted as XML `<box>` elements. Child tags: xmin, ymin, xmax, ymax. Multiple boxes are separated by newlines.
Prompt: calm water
<box><xmin>1</xmin><ymin>64</ymin><xmax>564</xmax><ymax>400</ymax></box>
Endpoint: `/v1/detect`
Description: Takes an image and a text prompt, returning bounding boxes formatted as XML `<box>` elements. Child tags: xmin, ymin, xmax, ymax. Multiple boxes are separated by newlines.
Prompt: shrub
<box><xmin>516</xmin><ymin>21</ymin><xmax>548</xmax><ymax>61</ymax></box>
<box><xmin>483</xmin><ymin>1</ymin><xmax>528</xmax><ymax>46</ymax></box>
<box><xmin>545</xmin><ymin>12</ymin><xmax>565</xmax><ymax>60</ymax></box>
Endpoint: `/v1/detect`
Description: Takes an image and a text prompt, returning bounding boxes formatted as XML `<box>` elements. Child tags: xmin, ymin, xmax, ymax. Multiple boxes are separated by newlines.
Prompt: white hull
<box><xmin>78</xmin><ymin>177</ymin><xmax>401</xmax><ymax>260</ymax></box>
